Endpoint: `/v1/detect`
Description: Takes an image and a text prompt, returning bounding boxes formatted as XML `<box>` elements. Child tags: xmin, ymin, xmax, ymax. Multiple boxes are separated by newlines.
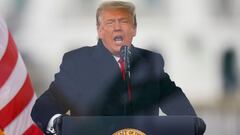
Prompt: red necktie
<box><xmin>118</xmin><ymin>58</ymin><xmax>132</xmax><ymax>101</ymax></box>
<box><xmin>118</xmin><ymin>58</ymin><xmax>126</xmax><ymax>80</ymax></box>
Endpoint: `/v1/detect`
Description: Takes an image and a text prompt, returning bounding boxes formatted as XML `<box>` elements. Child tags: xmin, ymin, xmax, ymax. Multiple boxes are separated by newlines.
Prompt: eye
<box><xmin>106</xmin><ymin>22</ymin><xmax>113</xmax><ymax>25</ymax></box>
<box><xmin>105</xmin><ymin>20</ymin><xmax>114</xmax><ymax>26</ymax></box>
<box><xmin>120</xmin><ymin>19</ymin><xmax>129</xmax><ymax>24</ymax></box>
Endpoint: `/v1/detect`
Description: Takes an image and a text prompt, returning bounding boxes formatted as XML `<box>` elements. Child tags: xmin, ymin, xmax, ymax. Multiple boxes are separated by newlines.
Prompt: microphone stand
<box><xmin>120</xmin><ymin>46</ymin><xmax>133</xmax><ymax>115</ymax></box>
<box><xmin>125</xmin><ymin>65</ymin><xmax>133</xmax><ymax>115</ymax></box>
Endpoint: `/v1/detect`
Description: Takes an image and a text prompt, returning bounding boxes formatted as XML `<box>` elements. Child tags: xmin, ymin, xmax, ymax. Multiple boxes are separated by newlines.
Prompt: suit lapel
<box><xmin>91</xmin><ymin>40</ymin><xmax>121</xmax><ymax>79</ymax></box>
<box><xmin>130</xmin><ymin>47</ymin><xmax>148</xmax><ymax>85</ymax></box>
<box><xmin>90</xmin><ymin>40</ymin><xmax>128</xmax><ymax>114</ymax></box>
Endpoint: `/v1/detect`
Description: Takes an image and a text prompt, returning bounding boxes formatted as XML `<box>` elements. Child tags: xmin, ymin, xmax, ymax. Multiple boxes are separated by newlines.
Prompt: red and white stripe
<box><xmin>0</xmin><ymin>17</ymin><xmax>43</xmax><ymax>135</ymax></box>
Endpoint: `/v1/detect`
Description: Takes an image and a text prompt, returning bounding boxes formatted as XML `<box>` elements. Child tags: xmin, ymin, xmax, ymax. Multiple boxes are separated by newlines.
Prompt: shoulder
<box><xmin>58</xmin><ymin>45</ymin><xmax>97</xmax><ymax>69</ymax></box>
<box><xmin>134</xmin><ymin>47</ymin><xmax>163</xmax><ymax>57</ymax></box>
<box><xmin>62</xmin><ymin>45</ymin><xmax>97</xmax><ymax>61</ymax></box>
<box><xmin>64</xmin><ymin>46</ymin><xmax>96</xmax><ymax>58</ymax></box>
<box><xmin>134</xmin><ymin>47</ymin><xmax>165</xmax><ymax>66</ymax></box>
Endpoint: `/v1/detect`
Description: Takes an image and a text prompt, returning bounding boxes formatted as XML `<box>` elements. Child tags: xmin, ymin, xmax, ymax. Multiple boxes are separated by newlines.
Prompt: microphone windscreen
<box><xmin>120</xmin><ymin>46</ymin><xmax>128</xmax><ymax>60</ymax></box>
<box><xmin>120</xmin><ymin>46</ymin><xmax>131</xmax><ymax>72</ymax></box>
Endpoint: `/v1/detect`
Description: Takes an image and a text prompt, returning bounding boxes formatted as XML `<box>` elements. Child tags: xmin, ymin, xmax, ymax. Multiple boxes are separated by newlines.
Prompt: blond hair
<box><xmin>96</xmin><ymin>1</ymin><xmax>137</xmax><ymax>27</ymax></box>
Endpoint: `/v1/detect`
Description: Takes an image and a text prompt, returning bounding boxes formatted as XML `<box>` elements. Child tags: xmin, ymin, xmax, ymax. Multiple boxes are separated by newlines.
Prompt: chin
<box><xmin>112</xmin><ymin>48</ymin><xmax>121</xmax><ymax>55</ymax></box>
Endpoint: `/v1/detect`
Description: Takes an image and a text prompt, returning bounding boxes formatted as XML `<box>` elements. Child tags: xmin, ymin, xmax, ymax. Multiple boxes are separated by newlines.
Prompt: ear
<box><xmin>132</xmin><ymin>26</ymin><xmax>137</xmax><ymax>37</ymax></box>
<box><xmin>97</xmin><ymin>25</ymin><xmax>102</xmax><ymax>39</ymax></box>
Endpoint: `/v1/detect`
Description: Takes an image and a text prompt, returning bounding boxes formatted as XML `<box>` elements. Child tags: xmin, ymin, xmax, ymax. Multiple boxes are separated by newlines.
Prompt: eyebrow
<box><xmin>105</xmin><ymin>17</ymin><xmax>129</xmax><ymax>22</ymax></box>
<box><xmin>119</xmin><ymin>18</ymin><xmax>128</xmax><ymax>21</ymax></box>
<box><xmin>105</xmin><ymin>19</ymin><xmax>115</xmax><ymax>22</ymax></box>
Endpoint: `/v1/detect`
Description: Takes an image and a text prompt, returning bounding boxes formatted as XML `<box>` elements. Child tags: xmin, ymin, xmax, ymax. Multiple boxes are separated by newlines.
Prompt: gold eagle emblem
<box><xmin>112</xmin><ymin>128</ymin><xmax>146</xmax><ymax>135</ymax></box>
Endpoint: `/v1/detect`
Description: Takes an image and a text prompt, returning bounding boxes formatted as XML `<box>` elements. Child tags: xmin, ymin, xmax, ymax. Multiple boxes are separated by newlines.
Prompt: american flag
<box><xmin>0</xmin><ymin>17</ymin><xmax>43</xmax><ymax>135</ymax></box>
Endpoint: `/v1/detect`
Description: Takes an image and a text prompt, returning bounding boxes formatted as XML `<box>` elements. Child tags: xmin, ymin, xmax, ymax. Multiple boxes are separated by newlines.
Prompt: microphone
<box><xmin>120</xmin><ymin>45</ymin><xmax>131</xmax><ymax>77</ymax></box>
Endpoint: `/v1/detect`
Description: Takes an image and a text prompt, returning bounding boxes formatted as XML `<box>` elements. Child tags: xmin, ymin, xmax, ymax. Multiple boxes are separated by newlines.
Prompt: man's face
<box><xmin>97</xmin><ymin>9</ymin><xmax>136</xmax><ymax>56</ymax></box>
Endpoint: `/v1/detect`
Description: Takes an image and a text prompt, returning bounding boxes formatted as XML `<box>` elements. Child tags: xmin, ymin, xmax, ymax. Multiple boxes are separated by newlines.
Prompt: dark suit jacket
<box><xmin>31</xmin><ymin>40</ymin><xmax>196</xmax><ymax>132</ymax></box>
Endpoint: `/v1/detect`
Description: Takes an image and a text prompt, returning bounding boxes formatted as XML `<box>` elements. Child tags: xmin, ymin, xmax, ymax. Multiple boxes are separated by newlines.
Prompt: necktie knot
<box><xmin>118</xmin><ymin>57</ymin><xmax>124</xmax><ymax>64</ymax></box>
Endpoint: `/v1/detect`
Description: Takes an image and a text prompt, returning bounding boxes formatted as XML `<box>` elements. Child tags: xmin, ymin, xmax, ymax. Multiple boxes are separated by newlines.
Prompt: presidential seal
<box><xmin>112</xmin><ymin>128</ymin><xmax>146</xmax><ymax>135</ymax></box>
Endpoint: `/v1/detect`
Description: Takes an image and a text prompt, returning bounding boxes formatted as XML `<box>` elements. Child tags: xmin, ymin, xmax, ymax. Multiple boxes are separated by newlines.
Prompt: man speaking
<box><xmin>31</xmin><ymin>1</ymin><xmax>197</xmax><ymax>134</ymax></box>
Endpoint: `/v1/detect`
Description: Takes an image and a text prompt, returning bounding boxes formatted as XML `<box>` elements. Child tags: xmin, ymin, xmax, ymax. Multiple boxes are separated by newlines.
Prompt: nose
<box><xmin>113</xmin><ymin>21</ymin><xmax>121</xmax><ymax>31</ymax></box>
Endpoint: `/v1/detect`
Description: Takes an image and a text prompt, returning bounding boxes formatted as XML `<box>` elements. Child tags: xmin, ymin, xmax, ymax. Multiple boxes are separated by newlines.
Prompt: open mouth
<box><xmin>113</xmin><ymin>36</ymin><xmax>123</xmax><ymax>44</ymax></box>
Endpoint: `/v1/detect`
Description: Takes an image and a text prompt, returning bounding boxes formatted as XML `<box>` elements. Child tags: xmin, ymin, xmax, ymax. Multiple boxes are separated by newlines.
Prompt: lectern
<box><xmin>61</xmin><ymin>116</ymin><xmax>206</xmax><ymax>135</ymax></box>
